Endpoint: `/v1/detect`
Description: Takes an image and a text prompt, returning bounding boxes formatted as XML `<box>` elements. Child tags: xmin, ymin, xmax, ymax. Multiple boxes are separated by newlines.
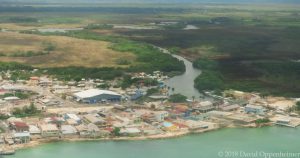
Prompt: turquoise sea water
<box><xmin>7</xmin><ymin>127</ymin><xmax>300</xmax><ymax>158</ymax></box>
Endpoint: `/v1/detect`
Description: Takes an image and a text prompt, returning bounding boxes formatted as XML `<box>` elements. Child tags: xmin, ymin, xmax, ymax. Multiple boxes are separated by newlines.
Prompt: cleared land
<box><xmin>0</xmin><ymin>32</ymin><xmax>135</xmax><ymax>67</ymax></box>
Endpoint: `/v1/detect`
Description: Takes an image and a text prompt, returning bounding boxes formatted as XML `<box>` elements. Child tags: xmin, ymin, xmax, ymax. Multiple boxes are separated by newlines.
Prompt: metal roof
<box><xmin>74</xmin><ymin>89</ymin><xmax>121</xmax><ymax>99</ymax></box>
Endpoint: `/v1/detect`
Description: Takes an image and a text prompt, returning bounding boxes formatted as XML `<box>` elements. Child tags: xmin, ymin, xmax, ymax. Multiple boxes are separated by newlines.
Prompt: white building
<box><xmin>154</xmin><ymin>111</ymin><xmax>169</xmax><ymax>122</ymax></box>
<box><xmin>73</xmin><ymin>89</ymin><xmax>121</xmax><ymax>104</ymax></box>
<box><xmin>61</xmin><ymin>125</ymin><xmax>77</xmax><ymax>135</ymax></box>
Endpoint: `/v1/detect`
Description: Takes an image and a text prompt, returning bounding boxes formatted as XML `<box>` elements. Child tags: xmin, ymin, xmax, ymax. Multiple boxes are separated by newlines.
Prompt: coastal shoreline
<box><xmin>11</xmin><ymin>127</ymin><xmax>218</xmax><ymax>152</ymax></box>
<box><xmin>10</xmin><ymin>124</ymin><xmax>272</xmax><ymax>153</ymax></box>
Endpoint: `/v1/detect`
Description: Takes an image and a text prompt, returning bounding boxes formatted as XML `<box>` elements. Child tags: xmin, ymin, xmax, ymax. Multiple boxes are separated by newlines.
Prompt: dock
<box><xmin>272</xmin><ymin>115</ymin><xmax>300</xmax><ymax>128</ymax></box>
<box><xmin>0</xmin><ymin>148</ymin><xmax>15</xmax><ymax>155</ymax></box>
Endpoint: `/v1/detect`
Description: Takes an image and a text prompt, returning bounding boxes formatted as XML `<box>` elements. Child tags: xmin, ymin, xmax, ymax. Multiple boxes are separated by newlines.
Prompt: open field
<box><xmin>0</xmin><ymin>32</ymin><xmax>136</xmax><ymax>67</ymax></box>
<box><xmin>0</xmin><ymin>3</ymin><xmax>299</xmax><ymax>96</ymax></box>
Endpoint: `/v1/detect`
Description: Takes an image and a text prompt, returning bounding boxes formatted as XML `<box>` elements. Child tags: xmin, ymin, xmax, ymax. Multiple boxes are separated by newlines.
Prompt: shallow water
<box><xmin>8</xmin><ymin>127</ymin><xmax>300</xmax><ymax>158</ymax></box>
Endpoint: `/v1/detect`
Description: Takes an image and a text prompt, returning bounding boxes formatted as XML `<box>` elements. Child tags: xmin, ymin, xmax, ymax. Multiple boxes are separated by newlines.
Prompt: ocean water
<box><xmin>8</xmin><ymin>126</ymin><xmax>300</xmax><ymax>158</ymax></box>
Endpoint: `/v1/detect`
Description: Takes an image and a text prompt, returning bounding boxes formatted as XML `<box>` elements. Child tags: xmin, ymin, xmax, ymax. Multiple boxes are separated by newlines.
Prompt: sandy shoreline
<box><xmin>10</xmin><ymin>124</ymin><xmax>273</xmax><ymax>153</ymax></box>
<box><xmin>10</xmin><ymin>127</ymin><xmax>219</xmax><ymax>152</ymax></box>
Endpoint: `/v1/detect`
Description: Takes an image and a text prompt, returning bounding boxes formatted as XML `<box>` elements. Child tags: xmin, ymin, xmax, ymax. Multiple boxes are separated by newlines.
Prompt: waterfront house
<box><xmin>184</xmin><ymin>120</ymin><xmax>218</xmax><ymax>131</ymax></box>
<box><xmin>61</xmin><ymin>125</ymin><xmax>77</xmax><ymax>136</ymax></box>
<box><xmin>39</xmin><ymin>124</ymin><xmax>60</xmax><ymax>137</ymax></box>
<box><xmin>193</xmin><ymin>101</ymin><xmax>215</xmax><ymax>113</ymax></box>
<box><xmin>275</xmin><ymin>117</ymin><xmax>290</xmax><ymax>125</ymax></box>
<box><xmin>120</xmin><ymin>128</ymin><xmax>141</xmax><ymax>136</ymax></box>
<box><xmin>154</xmin><ymin>111</ymin><xmax>169</xmax><ymax>122</ymax></box>
<box><xmin>29</xmin><ymin>125</ymin><xmax>41</xmax><ymax>136</ymax></box>
<box><xmin>87</xmin><ymin>123</ymin><xmax>101</xmax><ymax>137</ymax></box>
<box><xmin>13</xmin><ymin>132</ymin><xmax>30</xmax><ymax>144</ymax></box>
<box><xmin>10</xmin><ymin>122</ymin><xmax>29</xmax><ymax>132</ymax></box>
<box><xmin>185</xmin><ymin>120</ymin><xmax>209</xmax><ymax>130</ymax></box>
<box><xmin>245</xmin><ymin>104</ymin><xmax>266</xmax><ymax>115</ymax></box>
<box><xmin>75</xmin><ymin>124</ymin><xmax>89</xmax><ymax>137</ymax></box>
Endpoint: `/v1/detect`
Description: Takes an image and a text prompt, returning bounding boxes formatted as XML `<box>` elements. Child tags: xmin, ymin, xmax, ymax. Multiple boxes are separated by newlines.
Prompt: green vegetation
<box><xmin>0</xmin><ymin>62</ymin><xmax>124</xmax><ymax>81</ymax></box>
<box><xmin>146</xmin><ymin>88</ymin><xmax>159</xmax><ymax>96</ymax></box>
<box><xmin>0</xmin><ymin>62</ymin><xmax>32</xmax><ymax>71</ymax></box>
<box><xmin>0</xmin><ymin>91</ymin><xmax>35</xmax><ymax>99</ymax></box>
<box><xmin>115</xmin><ymin>58</ymin><xmax>131</xmax><ymax>65</ymax></box>
<box><xmin>30</xmin><ymin>30</ymin><xmax>185</xmax><ymax>75</ymax></box>
<box><xmin>110</xmin><ymin>39</ymin><xmax>184</xmax><ymax>74</ymax></box>
<box><xmin>193</xmin><ymin>58</ymin><xmax>300</xmax><ymax>97</ymax></box>
<box><xmin>96</xmin><ymin>83</ymin><xmax>111</xmax><ymax>89</ymax></box>
<box><xmin>46</xmin><ymin>67</ymin><xmax>124</xmax><ymax>81</ymax></box>
<box><xmin>7</xmin><ymin>16</ymin><xmax>38</xmax><ymax>23</ymax></box>
<box><xmin>169</xmin><ymin>93</ymin><xmax>187</xmax><ymax>103</ymax></box>
<box><xmin>0</xmin><ymin>114</ymin><xmax>10</xmax><ymax>120</ymax></box>
<box><xmin>255</xmin><ymin>118</ymin><xmax>270</xmax><ymax>124</ymax></box>
<box><xmin>113</xmin><ymin>127</ymin><xmax>121</xmax><ymax>136</ymax></box>
<box><xmin>5</xmin><ymin>50</ymin><xmax>50</xmax><ymax>57</ymax></box>
<box><xmin>12</xmin><ymin>103</ymin><xmax>41</xmax><ymax>118</ymax></box>
<box><xmin>43</xmin><ymin>42</ymin><xmax>56</xmax><ymax>51</ymax></box>
<box><xmin>168</xmin><ymin>47</ymin><xmax>181</xmax><ymax>54</ymax></box>
<box><xmin>194</xmin><ymin>70</ymin><xmax>224</xmax><ymax>92</ymax></box>
<box><xmin>296</xmin><ymin>102</ymin><xmax>300</xmax><ymax>111</ymax></box>
<box><xmin>120</xmin><ymin>75</ymin><xmax>158</xmax><ymax>90</ymax></box>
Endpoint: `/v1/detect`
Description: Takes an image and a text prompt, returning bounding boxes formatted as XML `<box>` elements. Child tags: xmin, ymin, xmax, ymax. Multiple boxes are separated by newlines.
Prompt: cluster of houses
<box><xmin>3</xmin><ymin>100</ymin><xmax>223</xmax><ymax>145</ymax></box>
<box><xmin>1</xmin><ymin>70</ymin><xmax>300</xmax><ymax>149</ymax></box>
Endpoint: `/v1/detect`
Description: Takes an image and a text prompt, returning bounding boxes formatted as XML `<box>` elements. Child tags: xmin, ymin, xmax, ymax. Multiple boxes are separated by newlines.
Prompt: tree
<box><xmin>255</xmin><ymin>118</ymin><xmax>270</xmax><ymax>124</ymax></box>
<box><xmin>146</xmin><ymin>88</ymin><xmax>159</xmax><ymax>96</ymax></box>
<box><xmin>194</xmin><ymin>70</ymin><xmax>224</xmax><ymax>91</ymax></box>
<box><xmin>169</xmin><ymin>93</ymin><xmax>187</xmax><ymax>103</ymax></box>
<box><xmin>12</xmin><ymin>103</ymin><xmax>40</xmax><ymax>117</ymax></box>
<box><xmin>12</xmin><ymin>108</ymin><xmax>24</xmax><ymax>116</ymax></box>
<box><xmin>113</xmin><ymin>127</ymin><xmax>121</xmax><ymax>136</ymax></box>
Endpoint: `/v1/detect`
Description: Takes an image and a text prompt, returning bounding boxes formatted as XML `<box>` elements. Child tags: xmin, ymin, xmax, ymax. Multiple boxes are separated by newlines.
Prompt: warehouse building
<box><xmin>73</xmin><ymin>89</ymin><xmax>121</xmax><ymax>104</ymax></box>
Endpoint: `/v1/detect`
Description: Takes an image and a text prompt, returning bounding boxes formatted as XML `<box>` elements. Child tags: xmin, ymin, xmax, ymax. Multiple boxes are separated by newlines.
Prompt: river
<box><xmin>158</xmin><ymin>47</ymin><xmax>202</xmax><ymax>99</ymax></box>
<box><xmin>7</xmin><ymin>127</ymin><xmax>300</xmax><ymax>158</ymax></box>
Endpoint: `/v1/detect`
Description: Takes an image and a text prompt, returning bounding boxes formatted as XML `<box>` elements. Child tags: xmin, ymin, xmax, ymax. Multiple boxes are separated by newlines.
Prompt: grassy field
<box><xmin>0</xmin><ymin>32</ymin><xmax>136</xmax><ymax>67</ymax></box>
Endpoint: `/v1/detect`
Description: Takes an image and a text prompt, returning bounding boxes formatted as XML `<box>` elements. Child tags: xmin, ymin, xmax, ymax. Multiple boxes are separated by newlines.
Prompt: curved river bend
<box><xmin>157</xmin><ymin>47</ymin><xmax>202</xmax><ymax>99</ymax></box>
